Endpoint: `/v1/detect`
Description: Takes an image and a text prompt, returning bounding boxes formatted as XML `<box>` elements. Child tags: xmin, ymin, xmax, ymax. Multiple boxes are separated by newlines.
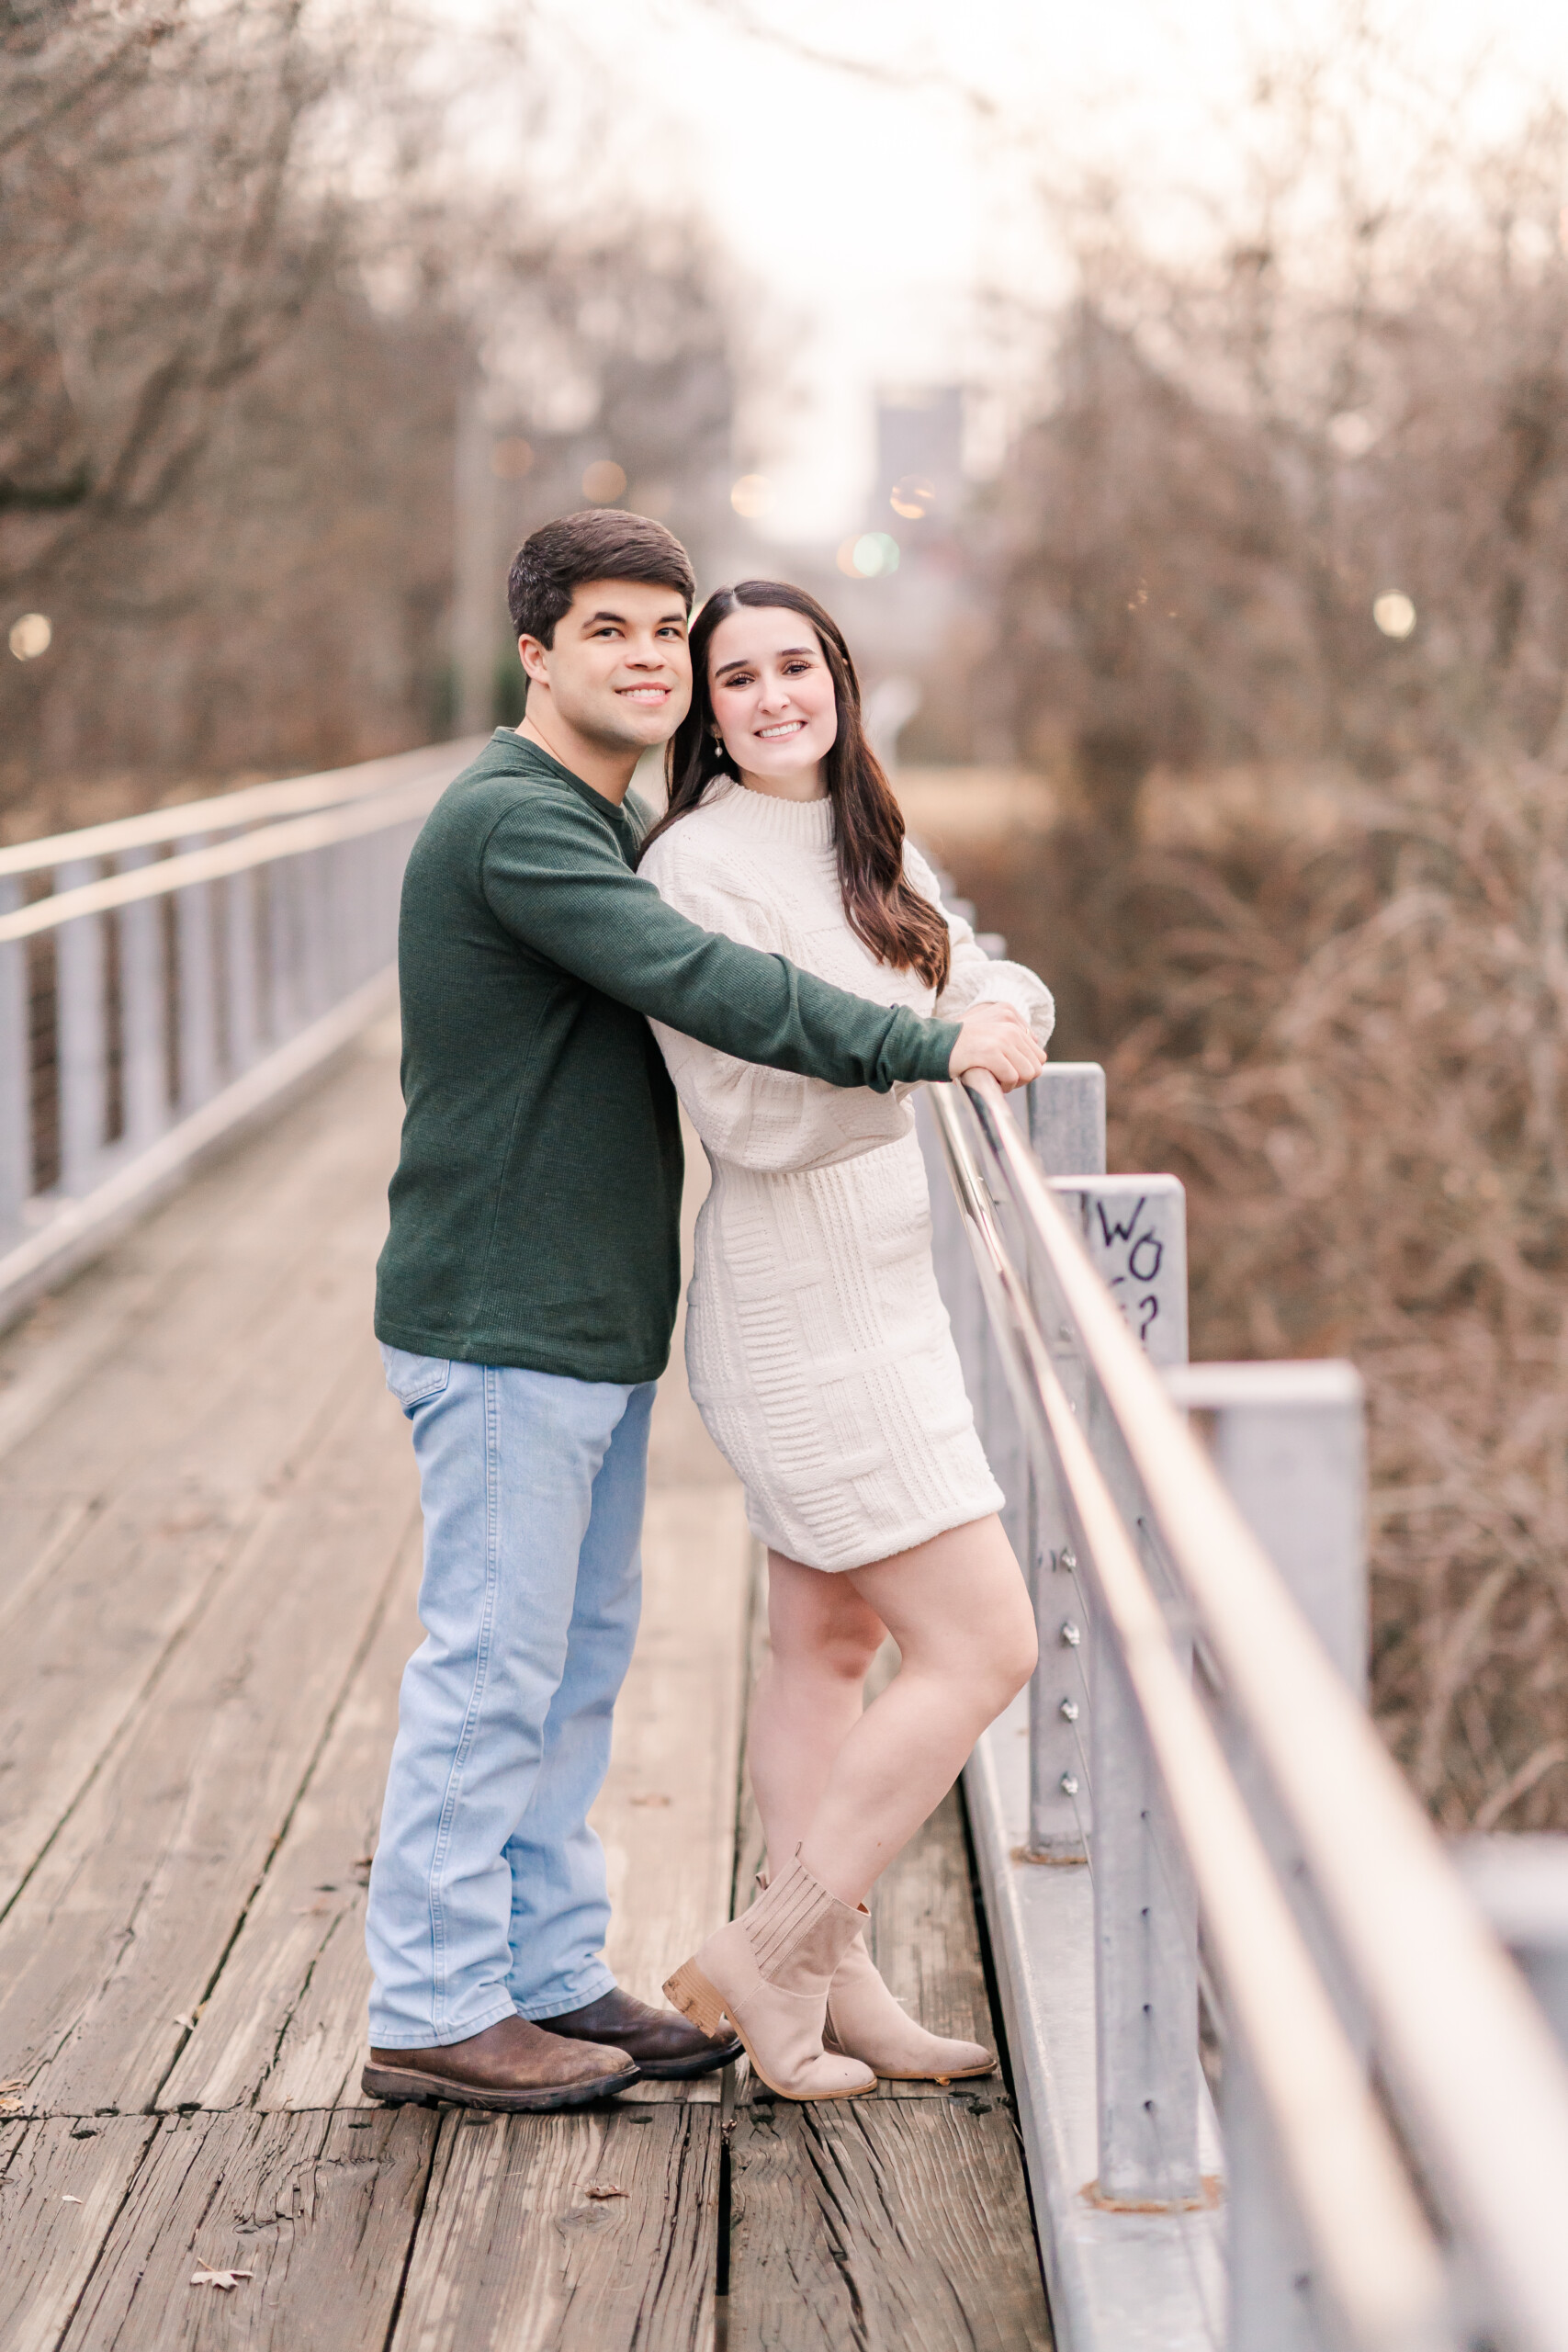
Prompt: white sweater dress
<box><xmin>639</xmin><ymin>781</ymin><xmax>1055</xmax><ymax>1573</ymax></box>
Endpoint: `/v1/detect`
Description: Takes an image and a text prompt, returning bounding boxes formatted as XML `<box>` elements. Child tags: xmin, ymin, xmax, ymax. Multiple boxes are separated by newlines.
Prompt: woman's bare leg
<box><xmin>790</xmin><ymin>1515</ymin><xmax>1037</xmax><ymax>1906</ymax></box>
<box><xmin>748</xmin><ymin>1557</ymin><xmax>886</xmax><ymax>1873</ymax></box>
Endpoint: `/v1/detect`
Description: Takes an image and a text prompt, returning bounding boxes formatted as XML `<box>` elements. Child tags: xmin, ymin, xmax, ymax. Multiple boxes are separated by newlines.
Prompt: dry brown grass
<box><xmin>920</xmin><ymin>758</ymin><xmax>1568</xmax><ymax>1831</ymax></box>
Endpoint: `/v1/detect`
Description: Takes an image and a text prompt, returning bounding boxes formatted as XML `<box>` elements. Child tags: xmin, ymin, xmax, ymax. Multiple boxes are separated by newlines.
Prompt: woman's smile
<box><xmin>706</xmin><ymin>604</ymin><xmax>840</xmax><ymax>799</ymax></box>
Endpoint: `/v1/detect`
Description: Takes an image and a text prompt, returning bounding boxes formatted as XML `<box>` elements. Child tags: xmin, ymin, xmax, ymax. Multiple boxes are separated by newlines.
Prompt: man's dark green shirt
<box><xmin>374</xmin><ymin>730</ymin><xmax>961</xmax><ymax>1384</ymax></box>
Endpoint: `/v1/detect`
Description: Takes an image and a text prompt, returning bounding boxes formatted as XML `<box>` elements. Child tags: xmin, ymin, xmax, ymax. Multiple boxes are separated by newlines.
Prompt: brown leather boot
<box><xmin>536</xmin><ymin>1985</ymin><xmax>742</xmax><ymax>2079</ymax></box>
<box><xmin>362</xmin><ymin>2013</ymin><xmax>638</xmax><ymax>2110</ymax></box>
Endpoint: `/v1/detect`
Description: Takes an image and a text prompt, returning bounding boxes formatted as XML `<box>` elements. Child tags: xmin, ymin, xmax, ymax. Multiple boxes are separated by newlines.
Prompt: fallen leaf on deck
<box><xmin>191</xmin><ymin>2268</ymin><xmax>255</xmax><ymax>2290</ymax></box>
<box><xmin>173</xmin><ymin>2015</ymin><xmax>197</xmax><ymax>2030</ymax></box>
<box><xmin>62</xmin><ymin>2195</ymin><xmax>83</xmax><ymax>2204</ymax></box>
<box><xmin>584</xmin><ymin>2183</ymin><xmax>626</xmax><ymax>2199</ymax></box>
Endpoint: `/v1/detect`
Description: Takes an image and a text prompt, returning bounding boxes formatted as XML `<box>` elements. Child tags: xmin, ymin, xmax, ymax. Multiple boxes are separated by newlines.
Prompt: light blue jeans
<box><xmin>366</xmin><ymin>1347</ymin><xmax>654</xmax><ymax>2048</ymax></box>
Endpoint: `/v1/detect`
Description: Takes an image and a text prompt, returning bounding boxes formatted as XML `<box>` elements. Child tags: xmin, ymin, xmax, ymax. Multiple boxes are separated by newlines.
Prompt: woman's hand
<box><xmin>948</xmin><ymin>1001</ymin><xmax>1046</xmax><ymax>1092</ymax></box>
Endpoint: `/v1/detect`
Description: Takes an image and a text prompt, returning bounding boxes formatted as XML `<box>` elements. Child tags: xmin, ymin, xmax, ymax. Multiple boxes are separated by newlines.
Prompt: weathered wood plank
<box><xmin>390</xmin><ymin>2103</ymin><xmax>718</xmax><ymax>2352</ymax></box>
<box><xmin>0</xmin><ymin>1354</ymin><xmax>418</xmax><ymax>2117</ymax></box>
<box><xmin>592</xmin><ymin>1486</ymin><xmax>750</xmax><ymax>2016</ymax></box>
<box><xmin>0</xmin><ymin>2115</ymin><xmax>158</xmax><ymax>2352</ymax></box>
<box><xmin>728</xmin><ymin>2094</ymin><xmax>1052</xmax><ymax>2351</ymax></box>
<box><xmin>0</xmin><ymin>1029</ymin><xmax>402</xmax><ymax>1484</ymax></box>
<box><xmin>0</xmin><ymin>1237</ymin><xmax>396</xmax><ymax>1922</ymax></box>
<box><xmin>159</xmin><ymin>1524</ymin><xmax>423</xmax><ymax>2115</ymax></box>
<box><xmin>60</xmin><ymin>2105</ymin><xmax>437</xmax><ymax>2352</ymax></box>
<box><xmin>0</xmin><ymin>1493</ymin><xmax>91</xmax><ymax>1633</ymax></box>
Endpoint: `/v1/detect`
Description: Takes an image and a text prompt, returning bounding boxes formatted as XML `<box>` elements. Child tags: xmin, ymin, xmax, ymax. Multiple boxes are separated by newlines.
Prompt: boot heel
<box><xmin>663</xmin><ymin>1960</ymin><xmax>729</xmax><ymax>2038</ymax></box>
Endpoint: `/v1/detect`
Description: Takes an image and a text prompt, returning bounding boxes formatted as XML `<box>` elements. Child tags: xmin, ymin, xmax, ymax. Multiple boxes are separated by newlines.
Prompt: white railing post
<box><xmin>55</xmin><ymin>862</ymin><xmax>106</xmax><ymax>1198</ymax></box>
<box><xmin>225</xmin><ymin>866</ymin><xmax>259</xmax><ymax>1076</ymax></box>
<box><xmin>175</xmin><ymin>834</ymin><xmax>219</xmax><ymax>1110</ymax></box>
<box><xmin>1166</xmin><ymin>1359</ymin><xmax>1368</xmax><ymax>2352</ymax></box>
<box><xmin>265</xmin><ymin>857</ymin><xmax>297</xmax><ymax>1042</ymax></box>
<box><xmin>1022</xmin><ymin>1066</ymin><xmax>1107</xmax><ymax>1862</ymax></box>
<box><xmin>0</xmin><ymin>878</ymin><xmax>28</xmax><ymax>1235</ymax></box>
<box><xmin>118</xmin><ymin>846</ymin><xmax>167</xmax><ymax>1151</ymax></box>
<box><xmin>0</xmin><ymin>745</ymin><xmax>452</xmax><ymax>1332</ymax></box>
<box><xmin>1055</xmin><ymin>1172</ymin><xmax>1199</xmax><ymax>2204</ymax></box>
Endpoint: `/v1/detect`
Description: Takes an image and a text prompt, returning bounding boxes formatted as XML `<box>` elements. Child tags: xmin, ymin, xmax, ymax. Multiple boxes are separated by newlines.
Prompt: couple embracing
<box><xmin>362</xmin><ymin>507</ymin><xmax>1054</xmax><ymax>2112</ymax></box>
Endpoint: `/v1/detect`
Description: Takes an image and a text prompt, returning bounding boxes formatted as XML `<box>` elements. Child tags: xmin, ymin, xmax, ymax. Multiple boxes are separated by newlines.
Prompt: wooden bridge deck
<box><xmin>0</xmin><ymin>1020</ymin><xmax>1051</xmax><ymax>2352</ymax></box>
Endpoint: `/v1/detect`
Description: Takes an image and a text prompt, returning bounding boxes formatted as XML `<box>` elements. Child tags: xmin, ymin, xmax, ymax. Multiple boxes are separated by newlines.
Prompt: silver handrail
<box><xmin>0</xmin><ymin>746</ymin><xmax>466</xmax><ymax>1330</ymax></box>
<box><xmin>0</xmin><ymin>740</ymin><xmax>474</xmax><ymax>882</ymax></box>
<box><xmin>933</xmin><ymin>1072</ymin><xmax>1568</xmax><ymax>2352</ymax></box>
<box><xmin>0</xmin><ymin>773</ymin><xmax>446</xmax><ymax>945</ymax></box>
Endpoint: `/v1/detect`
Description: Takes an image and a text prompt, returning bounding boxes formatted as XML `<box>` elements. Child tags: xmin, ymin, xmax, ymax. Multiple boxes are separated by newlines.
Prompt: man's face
<box><xmin>519</xmin><ymin>578</ymin><xmax>692</xmax><ymax>752</ymax></box>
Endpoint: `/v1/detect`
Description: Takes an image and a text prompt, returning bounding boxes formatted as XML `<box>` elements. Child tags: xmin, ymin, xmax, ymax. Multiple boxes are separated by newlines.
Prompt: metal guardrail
<box><xmin>0</xmin><ymin>741</ymin><xmax>479</xmax><ymax>1329</ymax></box>
<box><xmin>922</xmin><ymin>1067</ymin><xmax>1568</xmax><ymax>2352</ymax></box>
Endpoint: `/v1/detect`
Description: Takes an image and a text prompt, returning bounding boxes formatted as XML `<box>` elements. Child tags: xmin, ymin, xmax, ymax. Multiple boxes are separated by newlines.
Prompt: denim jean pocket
<box><xmin>380</xmin><ymin>1345</ymin><xmax>453</xmax><ymax>1416</ymax></box>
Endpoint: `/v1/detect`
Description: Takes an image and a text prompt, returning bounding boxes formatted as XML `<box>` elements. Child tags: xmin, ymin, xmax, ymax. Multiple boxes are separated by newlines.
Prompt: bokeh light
<box><xmin>8</xmin><ymin>612</ymin><xmax>51</xmax><ymax>661</ymax></box>
<box><xmin>730</xmin><ymin>473</ymin><xmax>773</xmax><ymax>518</ymax></box>
<box><xmin>581</xmin><ymin>459</ymin><xmax>627</xmax><ymax>503</ymax></box>
<box><xmin>491</xmin><ymin>436</ymin><xmax>535</xmax><ymax>480</ymax></box>
<box><xmin>837</xmin><ymin>532</ymin><xmax>900</xmax><ymax>579</ymax></box>
<box><xmin>1373</xmin><ymin>591</ymin><xmax>1416</xmax><ymax>639</ymax></box>
<box><xmin>889</xmin><ymin>474</ymin><xmax>935</xmax><ymax>518</ymax></box>
<box><xmin>1328</xmin><ymin>413</ymin><xmax>1377</xmax><ymax>458</ymax></box>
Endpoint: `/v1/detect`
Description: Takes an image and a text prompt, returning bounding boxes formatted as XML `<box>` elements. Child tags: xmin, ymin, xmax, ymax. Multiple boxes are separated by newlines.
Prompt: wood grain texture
<box><xmin>0</xmin><ymin>1034</ymin><xmax>401</xmax><ymax>1487</ymax></box>
<box><xmin>0</xmin><ymin>1353</ymin><xmax>418</xmax><ymax>2117</ymax></box>
<box><xmin>0</xmin><ymin>1493</ymin><xmax>91</xmax><ymax>1634</ymax></box>
<box><xmin>60</xmin><ymin>2105</ymin><xmax>437</xmax><ymax>2352</ymax></box>
<box><xmin>592</xmin><ymin>1486</ymin><xmax>750</xmax><ymax>2013</ymax></box>
<box><xmin>0</xmin><ymin>1059</ymin><xmax>406</xmax><ymax>1921</ymax></box>
<box><xmin>727</xmin><ymin>2095</ymin><xmax>1052</xmax><ymax>2351</ymax></box>
<box><xmin>0</xmin><ymin>1255</ymin><xmax>392</xmax><ymax>1923</ymax></box>
<box><xmin>157</xmin><ymin>1524</ymin><xmax>423</xmax><ymax>2116</ymax></box>
<box><xmin>390</xmin><ymin>2103</ymin><xmax>718</xmax><ymax>2352</ymax></box>
<box><xmin>0</xmin><ymin>2116</ymin><xmax>158</xmax><ymax>2352</ymax></box>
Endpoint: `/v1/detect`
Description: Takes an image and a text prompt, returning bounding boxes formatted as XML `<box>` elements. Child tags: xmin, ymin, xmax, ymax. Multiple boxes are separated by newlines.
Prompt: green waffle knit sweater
<box><xmin>374</xmin><ymin>730</ymin><xmax>962</xmax><ymax>1383</ymax></box>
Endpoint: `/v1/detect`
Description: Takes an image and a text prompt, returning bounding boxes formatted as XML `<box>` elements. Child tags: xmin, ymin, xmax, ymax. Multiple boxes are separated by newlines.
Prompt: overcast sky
<box><xmin>513</xmin><ymin>0</ymin><xmax>1568</xmax><ymax>538</ymax></box>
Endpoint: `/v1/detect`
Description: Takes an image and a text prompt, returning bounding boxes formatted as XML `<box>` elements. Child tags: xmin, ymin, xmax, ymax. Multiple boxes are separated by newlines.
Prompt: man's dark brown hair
<box><xmin>507</xmin><ymin>510</ymin><xmax>696</xmax><ymax>645</ymax></box>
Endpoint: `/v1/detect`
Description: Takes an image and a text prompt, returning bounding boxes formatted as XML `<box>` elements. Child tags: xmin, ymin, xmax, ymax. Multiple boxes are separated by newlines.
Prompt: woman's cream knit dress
<box><xmin>639</xmin><ymin>782</ymin><xmax>1055</xmax><ymax>1573</ymax></box>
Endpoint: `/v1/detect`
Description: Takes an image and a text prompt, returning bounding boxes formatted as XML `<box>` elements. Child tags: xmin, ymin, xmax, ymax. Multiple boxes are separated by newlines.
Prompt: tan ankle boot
<box><xmin>824</xmin><ymin>1933</ymin><xmax>997</xmax><ymax>2083</ymax></box>
<box><xmin>663</xmin><ymin>1852</ymin><xmax>876</xmax><ymax>2101</ymax></box>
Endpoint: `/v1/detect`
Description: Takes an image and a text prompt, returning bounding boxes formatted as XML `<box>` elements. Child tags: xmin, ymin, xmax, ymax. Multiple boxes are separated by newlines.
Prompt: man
<box><xmin>363</xmin><ymin>510</ymin><xmax>1043</xmax><ymax>2109</ymax></box>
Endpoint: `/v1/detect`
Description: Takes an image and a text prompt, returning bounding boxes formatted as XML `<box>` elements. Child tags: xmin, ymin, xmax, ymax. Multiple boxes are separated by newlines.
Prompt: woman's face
<box><xmin>706</xmin><ymin>605</ymin><xmax>839</xmax><ymax>794</ymax></box>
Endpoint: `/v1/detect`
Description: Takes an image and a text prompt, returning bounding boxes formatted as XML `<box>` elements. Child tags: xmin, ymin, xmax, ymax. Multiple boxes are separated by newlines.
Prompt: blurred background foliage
<box><xmin>5</xmin><ymin>0</ymin><xmax>1568</xmax><ymax>1828</ymax></box>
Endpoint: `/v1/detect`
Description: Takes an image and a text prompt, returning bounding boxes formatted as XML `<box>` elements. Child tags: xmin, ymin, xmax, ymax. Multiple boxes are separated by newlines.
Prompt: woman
<box><xmin>639</xmin><ymin>581</ymin><xmax>1055</xmax><ymax>2101</ymax></box>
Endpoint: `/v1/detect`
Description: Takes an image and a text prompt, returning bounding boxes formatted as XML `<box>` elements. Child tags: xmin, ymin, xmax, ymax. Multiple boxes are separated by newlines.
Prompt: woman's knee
<box><xmin>768</xmin><ymin>1553</ymin><xmax>885</xmax><ymax>1683</ymax></box>
<box><xmin>996</xmin><ymin>1603</ymin><xmax>1039</xmax><ymax>1701</ymax></box>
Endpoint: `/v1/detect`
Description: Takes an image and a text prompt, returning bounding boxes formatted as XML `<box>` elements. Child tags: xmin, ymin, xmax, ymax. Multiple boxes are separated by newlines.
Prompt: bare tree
<box><xmin>951</xmin><ymin>34</ymin><xmax>1568</xmax><ymax>1829</ymax></box>
<box><xmin>0</xmin><ymin>1</ymin><xmax>745</xmax><ymax>819</ymax></box>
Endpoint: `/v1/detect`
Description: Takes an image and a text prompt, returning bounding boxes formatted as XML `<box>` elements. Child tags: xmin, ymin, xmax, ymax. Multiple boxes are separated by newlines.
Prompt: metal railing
<box><xmin>0</xmin><ymin>740</ymin><xmax>479</xmax><ymax>1327</ymax></box>
<box><xmin>922</xmin><ymin>1066</ymin><xmax>1568</xmax><ymax>2352</ymax></box>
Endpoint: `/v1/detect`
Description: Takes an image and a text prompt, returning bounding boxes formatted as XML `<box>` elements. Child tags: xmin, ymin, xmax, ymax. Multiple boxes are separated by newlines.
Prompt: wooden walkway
<box><xmin>0</xmin><ymin>1018</ymin><xmax>1052</xmax><ymax>2351</ymax></box>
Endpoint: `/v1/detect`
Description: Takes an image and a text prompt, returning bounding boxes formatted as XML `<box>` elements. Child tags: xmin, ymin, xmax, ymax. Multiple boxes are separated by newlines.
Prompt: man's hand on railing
<box><xmin>948</xmin><ymin>1001</ymin><xmax>1046</xmax><ymax>1093</ymax></box>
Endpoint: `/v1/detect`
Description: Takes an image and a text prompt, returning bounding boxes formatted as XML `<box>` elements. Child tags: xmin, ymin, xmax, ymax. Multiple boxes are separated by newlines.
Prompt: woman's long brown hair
<box><xmin>638</xmin><ymin>580</ymin><xmax>951</xmax><ymax>993</ymax></box>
